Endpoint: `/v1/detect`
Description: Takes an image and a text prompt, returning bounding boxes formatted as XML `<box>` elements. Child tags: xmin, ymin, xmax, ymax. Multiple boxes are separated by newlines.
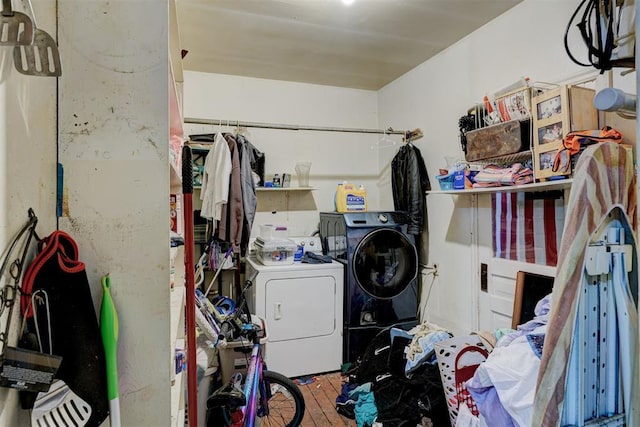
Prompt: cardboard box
<box><xmin>170</xmin><ymin>194</ymin><xmax>183</xmax><ymax>235</ymax></box>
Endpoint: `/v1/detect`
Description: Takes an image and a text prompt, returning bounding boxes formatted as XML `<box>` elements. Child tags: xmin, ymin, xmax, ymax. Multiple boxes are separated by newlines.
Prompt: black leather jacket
<box><xmin>391</xmin><ymin>145</ymin><xmax>430</xmax><ymax>235</ymax></box>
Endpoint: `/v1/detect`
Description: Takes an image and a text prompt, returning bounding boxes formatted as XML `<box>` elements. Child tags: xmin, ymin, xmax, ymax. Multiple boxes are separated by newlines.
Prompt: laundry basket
<box><xmin>435</xmin><ymin>335</ymin><xmax>489</xmax><ymax>426</ymax></box>
<box><xmin>217</xmin><ymin>315</ymin><xmax>268</xmax><ymax>384</ymax></box>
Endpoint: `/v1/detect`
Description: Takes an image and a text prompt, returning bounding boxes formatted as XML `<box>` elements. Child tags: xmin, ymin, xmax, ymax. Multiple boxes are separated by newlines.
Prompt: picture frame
<box><xmin>537</xmin><ymin>148</ymin><xmax>559</xmax><ymax>173</ymax></box>
<box><xmin>536</xmin><ymin>94</ymin><xmax>562</xmax><ymax>120</ymax></box>
<box><xmin>512</xmin><ymin>271</ymin><xmax>555</xmax><ymax>329</ymax></box>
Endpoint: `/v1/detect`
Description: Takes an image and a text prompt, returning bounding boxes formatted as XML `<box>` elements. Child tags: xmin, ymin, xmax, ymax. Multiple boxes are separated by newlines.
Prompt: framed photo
<box><xmin>536</xmin><ymin>94</ymin><xmax>562</xmax><ymax>120</ymax></box>
<box><xmin>536</xmin><ymin>122</ymin><xmax>564</xmax><ymax>146</ymax></box>
<box><xmin>538</xmin><ymin>150</ymin><xmax>557</xmax><ymax>172</ymax></box>
<box><xmin>534</xmin><ymin>143</ymin><xmax>564</xmax><ymax>179</ymax></box>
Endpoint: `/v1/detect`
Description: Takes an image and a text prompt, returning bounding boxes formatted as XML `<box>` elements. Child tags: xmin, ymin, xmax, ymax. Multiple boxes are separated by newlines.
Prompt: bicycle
<box><xmin>201</xmin><ymin>278</ymin><xmax>305</xmax><ymax>427</ymax></box>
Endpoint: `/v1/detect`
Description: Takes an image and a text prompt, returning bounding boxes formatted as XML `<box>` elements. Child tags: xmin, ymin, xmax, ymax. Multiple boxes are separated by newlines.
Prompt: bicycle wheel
<box><xmin>258</xmin><ymin>370</ymin><xmax>305</xmax><ymax>427</ymax></box>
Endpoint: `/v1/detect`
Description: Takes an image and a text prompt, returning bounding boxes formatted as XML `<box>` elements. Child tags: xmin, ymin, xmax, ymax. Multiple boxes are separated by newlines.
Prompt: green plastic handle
<box><xmin>100</xmin><ymin>275</ymin><xmax>119</xmax><ymax>401</ymax></box>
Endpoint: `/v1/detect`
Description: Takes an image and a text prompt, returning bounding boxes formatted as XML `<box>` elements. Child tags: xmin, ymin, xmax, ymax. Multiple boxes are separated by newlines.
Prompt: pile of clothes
<box><xmin>335</xmin><ymin>323</ymin><xmax>452</xmax><ymax>427</ymax></box>
<box><xmin>471</xmin><ymin>163</ymin><xmax>533</xmax><ymax>188</ymax></box>
<box><xmin>459</xmin><ymin>294</ymin><xmax>552</xmax><ymax>427</ymax></box>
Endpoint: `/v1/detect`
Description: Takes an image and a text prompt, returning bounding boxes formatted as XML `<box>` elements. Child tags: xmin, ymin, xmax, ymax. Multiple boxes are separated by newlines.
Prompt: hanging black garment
<box><xmin>391</xmin><ymin>144</ymin><xmax>430</xmax><ymax>235</ymax></box>
<box><xmin>235</xmin><ymin>135</ymin><xmax>260</xmax><ymax>256</ymax></box>
<box><xmin>20</xmin><ymin>231</ymin><xmax>109</xmax><ymax>426</ymax></box>
<box><xmin>237</xmin><ymin>134</ymin><xmax>265</xmax><ymax>187</ymax></box>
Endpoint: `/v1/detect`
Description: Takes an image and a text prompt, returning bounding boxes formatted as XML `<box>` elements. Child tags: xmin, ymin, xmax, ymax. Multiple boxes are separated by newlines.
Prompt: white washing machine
<box><xmin>245</xmin><ymin>237</ymin><xmax>344</xmax><ymax>378</ymax></box>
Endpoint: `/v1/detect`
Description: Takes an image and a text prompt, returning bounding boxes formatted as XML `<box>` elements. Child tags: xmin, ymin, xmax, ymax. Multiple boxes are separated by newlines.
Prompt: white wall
<box><xmin>57</xmin><ymin>2</ymin><xmax>172</xmax><ymax>425</ymax></box>
<box><xmin>0</xmin><ymin>0</ymin><xmax>57</xmax><ymax>424</ymax></box>
<box><xmin>183</xmin><ymin>71</ymin><xmax>384</xmax><ymax>237</ymax></box>
<box><xmin>377</xmin><ymin>0</ymin><xmax>635</xmax><ymax>334</ymax></box>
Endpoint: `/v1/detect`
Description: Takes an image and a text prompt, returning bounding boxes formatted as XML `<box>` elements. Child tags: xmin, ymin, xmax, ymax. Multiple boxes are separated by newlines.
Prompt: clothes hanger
<box><xmin>370</xmin><ymin>129</ymin><xmax>397</xmax><ymax>150</ymax></box>
<box><xmin>404</xmin><ymin>131</ymin><xmax>413</xmax><ymax>147</ymax></box>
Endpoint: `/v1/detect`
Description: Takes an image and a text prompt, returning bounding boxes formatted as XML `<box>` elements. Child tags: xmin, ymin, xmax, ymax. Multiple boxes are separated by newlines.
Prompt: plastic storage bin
<box><xmin>436</xmin><ymin>172</ymin><xmax>455</xmax><ymax>190</ymax></box>
<box><xmin>218</xmin><ymin>315</ymin><xmax>268</xmax><ymax>384</ymax></box>
<box><xmin>254</xmin><ymin>237</ymin><xmax>297</xmax><ymax>265</ymax></box>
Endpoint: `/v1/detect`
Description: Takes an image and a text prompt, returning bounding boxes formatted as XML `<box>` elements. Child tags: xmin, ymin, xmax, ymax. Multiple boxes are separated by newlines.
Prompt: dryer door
<box><xmin>352</xmin><ymin>228</ymin><xmax>418</xmax><ymax>299</ymax></box>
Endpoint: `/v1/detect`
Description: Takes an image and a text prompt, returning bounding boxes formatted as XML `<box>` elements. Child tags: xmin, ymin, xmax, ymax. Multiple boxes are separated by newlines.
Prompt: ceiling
<box><xmin>176</xmin><ymin>0</ymin><xmax>523</xmax><ymax>91</ymax></box>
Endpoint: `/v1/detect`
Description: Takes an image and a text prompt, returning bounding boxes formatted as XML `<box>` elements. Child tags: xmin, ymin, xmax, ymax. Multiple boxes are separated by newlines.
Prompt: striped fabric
<box><xmin>492</xmin><ymin>192</ymin><xmax>565</xmax><ymax>266</ymax></box>
<box><xmin>532</xmin><ymin>143</ymin><xmax>638</xmax><ymax>426</ymax></box>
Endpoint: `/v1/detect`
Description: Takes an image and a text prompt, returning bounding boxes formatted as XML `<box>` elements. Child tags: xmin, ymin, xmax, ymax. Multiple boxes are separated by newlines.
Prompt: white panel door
<box><xmin>479</xmin><ymin>258</ymin><xmax>556</xmax><ymax>331</ymax></box>
<box><xmin>265</xmin><ymin>275</ymin><xmax>336</xmax><ymax>341</ymax></box>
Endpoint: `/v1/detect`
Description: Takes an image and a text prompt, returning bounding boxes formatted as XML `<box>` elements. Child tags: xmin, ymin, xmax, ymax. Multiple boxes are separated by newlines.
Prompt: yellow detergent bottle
<box><xmin>335</xmin><ymin>182</ymin><xmax>367</xmax><ymax>212</ymax></box>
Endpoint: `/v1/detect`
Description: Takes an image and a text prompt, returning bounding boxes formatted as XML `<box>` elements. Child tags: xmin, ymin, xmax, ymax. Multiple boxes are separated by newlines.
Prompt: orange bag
<box><xmin>553</xmin><ymin>126</ymin><xmax>623</xmax><ymax>173</ymax></box>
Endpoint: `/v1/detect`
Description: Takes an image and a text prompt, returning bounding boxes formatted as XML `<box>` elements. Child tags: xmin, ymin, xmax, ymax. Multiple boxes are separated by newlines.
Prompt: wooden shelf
<box><xmin>256</xmin><ymin>187</ymin><xmax>316</xmax><ymax>192</ymax></box>
<box><xmin>427</xmin><ymin>178</ymin><xmax>572</xmax><ymax>195</ymax></box>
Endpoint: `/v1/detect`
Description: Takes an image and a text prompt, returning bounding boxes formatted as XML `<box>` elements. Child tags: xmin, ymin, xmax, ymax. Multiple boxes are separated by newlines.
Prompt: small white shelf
<box><xmin>256</xmin><ymin>187</ymin><xmax>316</xmax><ymax>191</ymax></box>
<box><xmin>170</xmin><ymin>285</ymin><xmax>186</xmax><ymax>352</ymax></box>
<box><xmin>427</xmin><ymin>178</ymin><xmax>573</xmax><ymax>195</ymax></box>
<box><xmin>170</xmin><ymin>370</ymin><xmax>185</xmax><ymax>426</ymax></box>
<box><xmin>170</xmin><ymin>161</ymin><xmax>182</xmax><ymax>189</ymax></box>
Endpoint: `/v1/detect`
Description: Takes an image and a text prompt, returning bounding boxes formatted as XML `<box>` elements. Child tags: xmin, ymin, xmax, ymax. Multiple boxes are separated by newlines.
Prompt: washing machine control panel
<box><xmin>289</xmin><ymin>236</ymin><xmax>323</xmax><ymax>254</ymax></box>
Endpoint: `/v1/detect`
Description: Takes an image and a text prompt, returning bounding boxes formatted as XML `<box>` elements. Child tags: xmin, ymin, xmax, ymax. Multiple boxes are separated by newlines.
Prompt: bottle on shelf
<box><xmin>272</xmin><ymin>174</ymin><xmax>281</xmax><ymax>188</ymax></box>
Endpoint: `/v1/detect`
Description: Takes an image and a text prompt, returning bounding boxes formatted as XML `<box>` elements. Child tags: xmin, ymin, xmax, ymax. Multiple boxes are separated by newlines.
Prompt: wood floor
<box><xmin>297</xmin><ymin>371</ymin><xmax>356</xmax><ymax>427</ymax></box>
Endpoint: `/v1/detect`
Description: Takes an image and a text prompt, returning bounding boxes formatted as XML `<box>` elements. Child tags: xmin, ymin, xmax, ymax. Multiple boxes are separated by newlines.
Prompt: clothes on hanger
<box><xmin>236</xmin><ymin>134</ymin><xmax>261</xmax><ymax>225</ymax></box>
<box><xmin>200</xmin><ymin>132</ymin><xmax>231</xmax><ymax>224</ymax></box>
<box><xmin>195</xmin><ymin>128</ymin><xmax>264</xmax><ymax>257</ymax></box>
<box><xmin>391</xmin><ymin>143</ymin><xmax>430</xmax><ymax>235</ymax></box>
<box><xmin>217</xmin><ymin>134</ymin><xmax>244</xmax><ymax>253</ymax></box>
<box><xmin>236</xmin><ymin>134</ymin><xmax>259</xmax><ymax>255</ymax></box>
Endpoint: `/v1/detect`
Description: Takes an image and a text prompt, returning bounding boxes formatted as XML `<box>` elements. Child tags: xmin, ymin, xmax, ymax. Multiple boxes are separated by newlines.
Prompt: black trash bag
<box><xmin>20</xmin><ymin>230</ymin><xmax>108</xmax><ymax>427</ymax></box>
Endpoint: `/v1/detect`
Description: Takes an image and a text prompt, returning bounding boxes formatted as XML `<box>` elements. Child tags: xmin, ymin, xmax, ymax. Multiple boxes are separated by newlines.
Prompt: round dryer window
<box><xmin>352</xmin><ymin>228</ymin><xmax>418</xmax><ymax>299</ymax></box>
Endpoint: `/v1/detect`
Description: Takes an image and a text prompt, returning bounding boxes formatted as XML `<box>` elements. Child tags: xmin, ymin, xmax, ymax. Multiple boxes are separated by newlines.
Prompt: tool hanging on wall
<box><xmin>13</xmin><ymin>0</ymin><xmax>61</xmax><ymax>76</ymax></box>
<box><xmin>19</xmin><ymin>230</ymin><xmax>109</xmax><ymax>427</ymax></box>
<box><xmin>0</xmin><ymin>0</ymin><xmax>33</xmax><ymax>46</ymax></box>
<box><xmin>30</xmin><ymin>289</ymin><xmax>93</xmax><ymax>427</ymax></box>
<box><xmin>564</xmin><ymin>0</ymin><xmax>636</xmax><ymax>71</ymax></box>
<box><xmin>0</xmin><ymin>209</ymin><xmax>38</xmax><ymax>359</ymax></box>
<box><xmin>100</xmin><ymin>275</ymin><xmax>120</xmax><ymax>427</ymax></box>
<box><xmin>182</xmin><ymin>145</ymin><xmax>198</xmax><ymax>426</ymax></box>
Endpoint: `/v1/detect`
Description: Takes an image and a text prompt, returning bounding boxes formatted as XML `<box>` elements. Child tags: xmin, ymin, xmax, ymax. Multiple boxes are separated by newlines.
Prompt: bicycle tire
<box><xmin>258</xmin><ymin>370</ymin><xmax>305</xmax><ymax>427</ymax></box>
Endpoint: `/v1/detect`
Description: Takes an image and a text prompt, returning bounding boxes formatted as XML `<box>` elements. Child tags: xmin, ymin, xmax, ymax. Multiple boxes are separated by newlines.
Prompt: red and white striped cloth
<box><xmin>492</xmin><ymin>192</ymin><xmax>565</xmax><ymax>266</ymax></box>
<box><xmin>532</xmin><ymin>142</ymin><xmax>638</xmax><ymax>426</ymax></box>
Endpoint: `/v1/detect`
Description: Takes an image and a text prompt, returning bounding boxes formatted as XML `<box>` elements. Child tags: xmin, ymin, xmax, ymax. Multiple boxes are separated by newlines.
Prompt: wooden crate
<box><xmin>532</xmin><ymin>85</ymin><xmax>598</xmax><ymax>180</ymax></box>
<box><xmin>465</xmin><ymin>119</ymin><xmax>530</xmax><ymax>162</ymax></box>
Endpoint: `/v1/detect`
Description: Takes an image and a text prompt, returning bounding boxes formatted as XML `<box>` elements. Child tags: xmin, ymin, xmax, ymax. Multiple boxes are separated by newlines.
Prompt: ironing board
<box><xmin>532</xmin><ymin>142</ymin><xmax>639</xmax><ymax>427</ymax></box>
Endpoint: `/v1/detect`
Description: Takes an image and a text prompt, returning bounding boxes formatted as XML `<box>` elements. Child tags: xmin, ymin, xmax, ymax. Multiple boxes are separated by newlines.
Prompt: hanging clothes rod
<box><xmin>183</xmin><ymin>117</ymin><xmax>408</xmax><ymax>136</ymax></box>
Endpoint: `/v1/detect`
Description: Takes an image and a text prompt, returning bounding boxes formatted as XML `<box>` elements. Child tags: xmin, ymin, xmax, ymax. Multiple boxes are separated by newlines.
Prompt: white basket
<box><xmin>435</xmin><ymin>335</ymin><xmax>489</xmax><ymax>427</ymax></box>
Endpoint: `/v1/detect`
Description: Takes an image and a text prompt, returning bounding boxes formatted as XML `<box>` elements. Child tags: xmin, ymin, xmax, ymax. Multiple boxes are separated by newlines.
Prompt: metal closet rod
<box><xmin>183</xmin><ymin>117</ymin><xmax>408</xmax><ymax>136</ymax></box>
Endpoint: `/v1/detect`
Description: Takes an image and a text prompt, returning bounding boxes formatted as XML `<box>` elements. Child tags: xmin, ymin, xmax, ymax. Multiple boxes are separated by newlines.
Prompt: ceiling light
<box><xmin>342</xmin><ymin>0</ymin><xmax>354</xmax><ymax>5</ymax></box>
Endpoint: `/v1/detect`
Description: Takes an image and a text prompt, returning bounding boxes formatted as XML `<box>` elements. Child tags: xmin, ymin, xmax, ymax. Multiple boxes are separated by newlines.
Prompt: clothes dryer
<box><xmin>319</xmin><ymin>211</ymin><xmax>419</xmax><ymax>364</ymax></box>
<box><xmin>245</xmin><ymin>237</ymin><xmax>344</xmax><ymax>378</ymax></box>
